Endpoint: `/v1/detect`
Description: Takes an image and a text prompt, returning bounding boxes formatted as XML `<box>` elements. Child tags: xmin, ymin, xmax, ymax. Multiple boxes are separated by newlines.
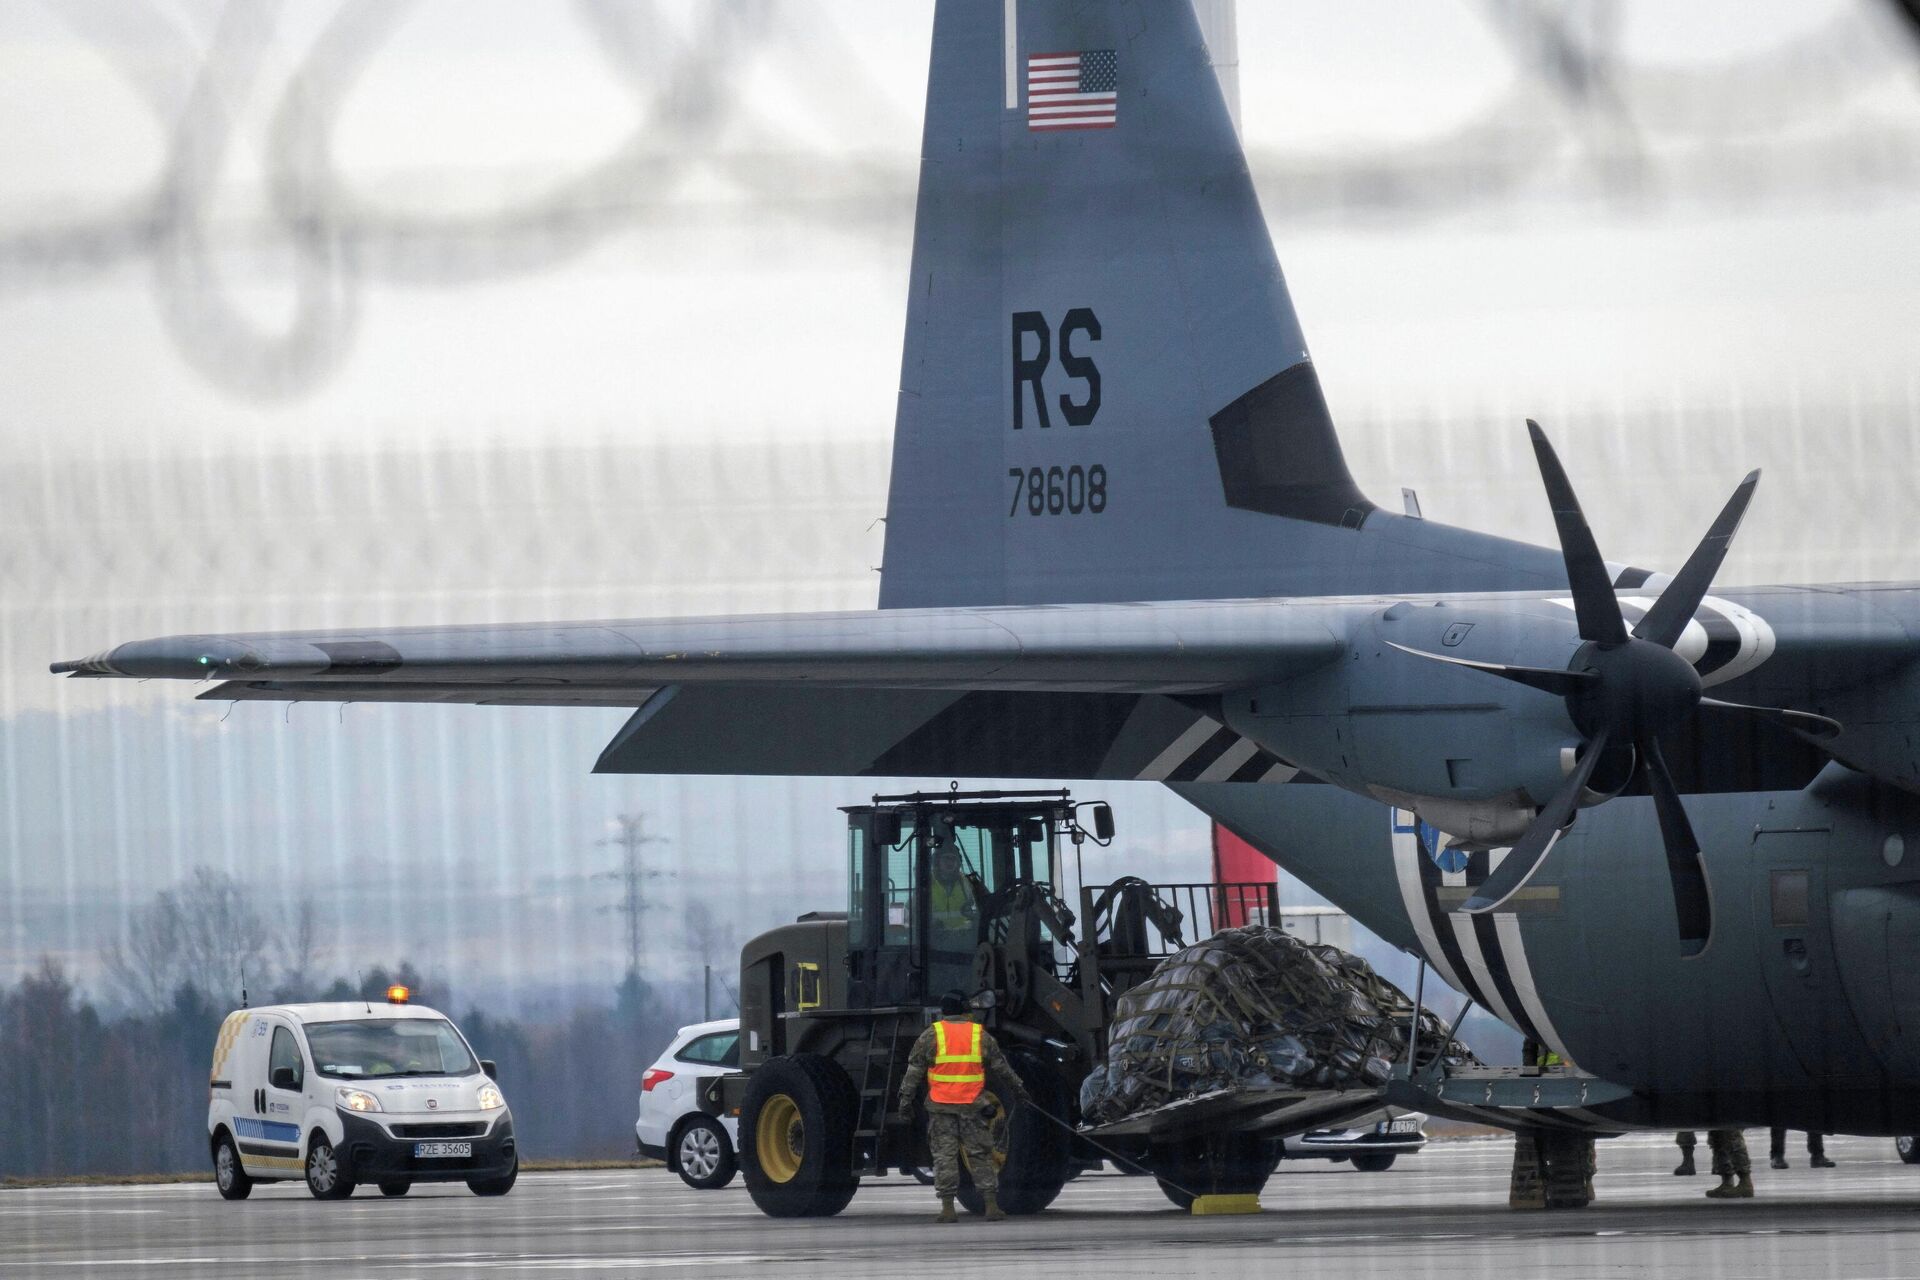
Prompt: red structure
<box><xmin>1210</xmin><ymin>822</ymin><xmax>1279</xmax><ymax>928</ymax></box>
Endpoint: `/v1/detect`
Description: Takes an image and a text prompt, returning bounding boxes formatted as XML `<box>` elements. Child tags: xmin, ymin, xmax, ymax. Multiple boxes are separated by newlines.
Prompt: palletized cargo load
<box><xmin>1081</xmin><ymin>925</ymin><xmax>1477</xmax><ymax>1133</ymax></box>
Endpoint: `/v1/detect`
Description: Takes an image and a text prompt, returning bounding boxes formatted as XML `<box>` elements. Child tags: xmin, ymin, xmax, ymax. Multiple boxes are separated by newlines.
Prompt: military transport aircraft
<box><xmin>54</xmin><ymin>1</ymin><xmax>1920</xmax><ymax>1137</ymax></box>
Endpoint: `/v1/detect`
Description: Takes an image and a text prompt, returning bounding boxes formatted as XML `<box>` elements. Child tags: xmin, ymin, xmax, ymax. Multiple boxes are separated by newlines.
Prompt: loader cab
<box><xmin>843</xmin><ymin>790</ymin><xmax>1100</xmax><ymax>1009</ymax></box>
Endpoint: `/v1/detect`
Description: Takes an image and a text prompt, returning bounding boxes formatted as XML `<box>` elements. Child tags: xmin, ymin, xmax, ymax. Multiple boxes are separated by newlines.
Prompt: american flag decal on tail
<box><xmin>1027</xmin><ymin>50</ymin><xmax>1118</xmax><ymax>130</ymax></box>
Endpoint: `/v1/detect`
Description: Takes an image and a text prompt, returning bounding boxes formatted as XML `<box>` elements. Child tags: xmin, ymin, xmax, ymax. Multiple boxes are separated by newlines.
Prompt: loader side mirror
<box><xmin>1022</xmin><ymin>818</ymin><xmax>1046</xmax><ymax>847</ymax></box>
<box><xmin>1091</xmin><ymin>804</ymin><xmax>1114</xmax><ymax>842</ymax></box>
<box><xmin>872</xmin><ymin>812</ymin><xmax>902</xmax><ymax>848</ymax></box>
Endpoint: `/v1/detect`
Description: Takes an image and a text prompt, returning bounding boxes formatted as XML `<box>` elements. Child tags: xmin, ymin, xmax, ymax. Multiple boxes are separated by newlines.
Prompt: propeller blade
<box><xmin>1633</xmin><ymin>470</ymin><xmax>1762</xmax><ymax>650</ymax></box>
<box><xmin>1383</xmin><ymin>640</ymin><xmax>1598</xmax><ymax>697</ymax></box>
<box><xmin>1527</xmin><ymin>421</ymin><xmax>1629</xmax><ymax>648</ymax></box>
<box><xmin>1696</xmin><ymin>696</ymin><xmax>1841</xmax><ymax>743</ymax></box>
<box><xmin>1638</xmin><ymin>736</ymin><xmax>1713</xmax><ymax>957</ymax></box>
<box><xmin>1704</xmin><ymin>694</ymin><xmax>1835</xmax><ymax>744</ymax></box>
<box><xmin>1462</xmin><ymin>729</ymin><xmax>1609</xmax><ymax>914</ymax></box>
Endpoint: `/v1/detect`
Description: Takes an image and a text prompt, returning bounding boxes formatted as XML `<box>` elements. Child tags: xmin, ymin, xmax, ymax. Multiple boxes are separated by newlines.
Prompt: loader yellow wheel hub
<box><xmin>756</xmin><ymin>1094</ymin><xmax>805</xmax><ymax>1184</ymax></box>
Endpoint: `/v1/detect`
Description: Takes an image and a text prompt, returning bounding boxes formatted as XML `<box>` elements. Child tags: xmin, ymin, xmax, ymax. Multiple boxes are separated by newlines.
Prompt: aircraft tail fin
<box><xmin>879</xmin><ymin>0</ymin><xmax>1374</xmax><ymax>609</ymax></box>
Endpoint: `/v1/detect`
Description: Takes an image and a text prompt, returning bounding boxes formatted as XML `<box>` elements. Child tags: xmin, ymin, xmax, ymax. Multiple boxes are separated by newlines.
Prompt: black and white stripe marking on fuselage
<box><xmin>1389</xmin><ymin>810</ymin><xmax>1574</xmax><ymax>1064</ymax></box>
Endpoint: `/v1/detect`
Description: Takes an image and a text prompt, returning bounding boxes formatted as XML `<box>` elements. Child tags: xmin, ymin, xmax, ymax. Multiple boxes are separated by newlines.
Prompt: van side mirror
<box><xmin>871</xmin><ymin>812</ymin><xmax>902</xmax><ymax>848</ymax></box>
<box><xmin>270</xmin><ymin>1066</ymin><xmax>299</xmax><ymax>1091</ymax></box>
<box><xmin>481</xmin><ymin>1059</ymin><xmax>498</xmax><ymax>1081</ymax></box>
<box><xmin>1091</xmin><ymin>804</ymin><xmax>1114</xmax><ymax>842</ymax></box>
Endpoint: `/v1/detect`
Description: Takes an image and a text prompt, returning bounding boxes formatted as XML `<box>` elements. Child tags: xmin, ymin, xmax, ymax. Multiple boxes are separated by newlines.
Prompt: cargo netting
<box><xmin>1080</xmin><ymin>924</ymin><xmax>1479</xmax><ymax>1124</ymax></box>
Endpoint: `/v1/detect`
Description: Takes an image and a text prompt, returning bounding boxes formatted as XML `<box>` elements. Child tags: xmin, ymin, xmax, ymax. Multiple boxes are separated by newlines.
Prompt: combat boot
<box><xmin>1811</xmin><ymin>1155</ymin><xmax>1836</xmax><ymax>1169</ymax></box>
<box><xmin>1673</xmin><ymin>1152</ymin><xmax>1695</xmax><ymax>1176</ymax></box>
<box><xmin>983</xmin><ymin>1190</ymin><xmax>1006</xmax><ymax>1222</ymax></box>
<box><xmin>1705</xmin><ymin>1173</ymin><xmax>1754</xmax><ymax>1199</ymax></box>
<box><xmin>935</xmin><ymin>1196</ymin><xmax>958</xmax><ymax>1224</ymax></box>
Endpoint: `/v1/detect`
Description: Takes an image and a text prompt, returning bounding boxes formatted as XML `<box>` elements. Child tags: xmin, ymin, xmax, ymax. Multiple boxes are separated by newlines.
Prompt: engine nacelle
<box><xmin>1223</xmin><ymin>597</ymin><xmax>1593</xmax><ymax>814</ymax></box>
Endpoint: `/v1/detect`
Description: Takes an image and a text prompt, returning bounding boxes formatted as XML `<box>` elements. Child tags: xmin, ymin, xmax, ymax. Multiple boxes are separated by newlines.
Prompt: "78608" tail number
<box><xmin>1008</xmin><ymin>464</ymin><xmax>1107</xmax><ymax>517</ymax></box>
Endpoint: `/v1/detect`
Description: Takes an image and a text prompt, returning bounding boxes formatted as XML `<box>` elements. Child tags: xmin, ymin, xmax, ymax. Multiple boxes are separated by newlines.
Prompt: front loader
<box><xmin>707</xmin><ymin>787</ymin><xmax>1275</xmax><ymax>1218</ymax></box>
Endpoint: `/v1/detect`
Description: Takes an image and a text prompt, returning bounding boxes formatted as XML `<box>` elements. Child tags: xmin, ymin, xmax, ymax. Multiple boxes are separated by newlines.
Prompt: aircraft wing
<box><xmin>51</xmin><ymin>602</ymin><xmax>1346</xmax><ymax>781</ymax></box>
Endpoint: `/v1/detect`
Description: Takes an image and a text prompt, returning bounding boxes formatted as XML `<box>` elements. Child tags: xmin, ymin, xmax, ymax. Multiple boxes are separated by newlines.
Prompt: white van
<box><xmin>206</xmin><ymin>988</ymin><xmax>517</xmax><ymax>1200</ymax></box>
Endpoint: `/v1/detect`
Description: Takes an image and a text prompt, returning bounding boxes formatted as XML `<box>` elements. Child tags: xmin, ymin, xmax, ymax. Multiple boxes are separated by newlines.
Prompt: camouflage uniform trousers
<box><xmin>1708</xmin><ymin>1129</ymin><xmax>1751</xmax><ymax>1177</ymax></box>
<box><xmin>927</xmin><ymin>1107</ymin><xmax>999</xmax><ymax>1197</ymax></box>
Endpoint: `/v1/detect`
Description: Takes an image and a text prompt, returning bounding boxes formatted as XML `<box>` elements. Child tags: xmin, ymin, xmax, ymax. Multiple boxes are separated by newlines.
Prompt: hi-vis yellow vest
<box><xmin>928</xmin><ymin>1020</ymin><xmax>985</xmax><ymax>1104</ymax></box>
<box><xmin>931</xmin><ymin>877</ymin><xmax>974</xmax><ymax>933</ymax></box>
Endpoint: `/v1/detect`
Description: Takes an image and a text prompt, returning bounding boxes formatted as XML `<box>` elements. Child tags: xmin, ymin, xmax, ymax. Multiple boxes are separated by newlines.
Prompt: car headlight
<box><xmin>336</xmin><ymin>1087</ymin><xmax>382</xmax><ymax>1113</ymax></box>
<box><xmin>478</xmin><ymin>1084</ymin><xmax>505</xmax><ymax>1111</ymax></box>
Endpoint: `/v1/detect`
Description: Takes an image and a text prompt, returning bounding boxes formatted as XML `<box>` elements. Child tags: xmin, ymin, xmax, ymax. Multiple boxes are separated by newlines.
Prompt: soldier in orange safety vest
<box><xmin>895</xmin><ymin>990</ymin><xmax>1032</xmax><ymax>1223</ymax></box>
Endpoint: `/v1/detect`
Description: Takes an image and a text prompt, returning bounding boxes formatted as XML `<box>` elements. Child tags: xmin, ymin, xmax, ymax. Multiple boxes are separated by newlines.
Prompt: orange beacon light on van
<box><xmin>387</xmin><ymin>985</ymin><xmax>410</xmax><ymax>1004</ymax></box>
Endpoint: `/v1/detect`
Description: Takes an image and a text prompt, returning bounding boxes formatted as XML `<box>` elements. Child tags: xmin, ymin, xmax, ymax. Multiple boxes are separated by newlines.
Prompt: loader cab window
<box><xmin>848</xmin><ymin>823</ymin><xmax>867</xmax><ymax>950</ymax></box>
<box><xmin>884</xmin><ymin>823</ymin><xmax>918</xmax><ymax>949</ymax></box>
<box><xmin>849</xmin><ymin>814</ymin><xmax>921</xmax><ymax>952</ymax></box>
<box><xmin>851</xmin><ymin>810</ymin><xmax>922</xmax><ymax>1006</ymax></box>
<box><xmin>927</xmin><ymin>816</ymin><xmax>991</xmax><ymax>997</ymax></box>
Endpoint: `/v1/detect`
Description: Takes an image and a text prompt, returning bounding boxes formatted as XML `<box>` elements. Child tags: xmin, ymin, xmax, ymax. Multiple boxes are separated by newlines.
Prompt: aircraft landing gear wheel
<box><xmin>955</xmin><ymin>1052</ymin><xmax>1071</xmax><ymax>1217</ymax></box>
<box><xmin>305</xmin><ymin>1136</ymin><xmax>356</xmax><ymax>1200</ymax></box>
<box><xmin>378</xmin><ymin>1180</ymin><xmax>412</xmax><ymax>1197</ymax></box>
<box><xmin>213</xmin><ymin>1134</ymin><xmax>252</xmax><ymax>1201</ymax></box>
<box><xmin>1351</xmin><ymin>1153</ymin><xmax>1397</xmax><ymax>1173</ymax></box>
<box><xmin>1898</xmin><ymin>1136</ymin><xmax>1920</xmax><ymax>1164</ymax></box>
<box><xmin>1152</xmin><ymin>1132</ymin><xmax>1278</xmax><ymax>1211</ymax></box>
<box><xmin>739</xmin><ymin>1053</ymin><xmax>858</xmax><ymax>1218</ymax></box>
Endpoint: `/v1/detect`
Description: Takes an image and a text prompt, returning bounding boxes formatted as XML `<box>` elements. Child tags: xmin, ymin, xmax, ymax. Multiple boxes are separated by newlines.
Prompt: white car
<box><xmin>636</xmin><ymin>1018</ymin><xmax>741</xmax><ymax>1189</ymax></box>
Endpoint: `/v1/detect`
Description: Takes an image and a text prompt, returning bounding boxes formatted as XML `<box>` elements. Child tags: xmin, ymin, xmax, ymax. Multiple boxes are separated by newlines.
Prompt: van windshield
<box><xmin>304</xmin><ymin>1018</ymin><xmax>477</xmax><ymax>1079</ymax></box>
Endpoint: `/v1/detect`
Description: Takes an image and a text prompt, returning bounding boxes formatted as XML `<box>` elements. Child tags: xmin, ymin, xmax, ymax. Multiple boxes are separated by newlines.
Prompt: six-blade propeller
<box><xmin>1394</xmin><ymin>421</ymin><xmax>1840</xmax><ymax>958</ymax></box>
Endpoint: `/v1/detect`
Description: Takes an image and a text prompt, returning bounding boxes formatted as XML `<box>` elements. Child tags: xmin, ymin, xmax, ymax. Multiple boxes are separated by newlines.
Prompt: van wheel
<box><xmin>305</xmin><ymin>1136</ymin><xmax>356</xmax><ymax>1200</ymax></box>
<box><xmin>378</xmin><ymin>1180</ymin><xmax>412</xmax><ymax>1197</ymax></box>
<box><xmin>673</xmin><ymin>1116</ymin><xmax>738</xmax><ymax>1190</ymax></box>
<box><xmin>213</xmin><ymin>1134</ymin><xmax>252</xmax><ymax>1201</ymax></box>
<box><xmin>739</xmin><ymin>1053</ymin><xmax>858</xmax><ymax>1218</ymax></box>
<box><xmin>468</xmin><ymin>1157</ymin><xmax>518</xmax><ymax>1196</ymax></box>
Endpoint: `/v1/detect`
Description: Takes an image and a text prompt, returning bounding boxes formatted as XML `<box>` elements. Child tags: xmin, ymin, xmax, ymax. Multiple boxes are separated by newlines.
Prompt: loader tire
<box><xmin>740</xmin><ymin>1053</ymin><xmax>859</xmax><ymax>1218</ymax></box>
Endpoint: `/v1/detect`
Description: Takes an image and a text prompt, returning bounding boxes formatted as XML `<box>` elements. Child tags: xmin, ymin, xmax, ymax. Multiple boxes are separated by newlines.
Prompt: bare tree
<box><xmin>277</xmin><ymin>894</ymin><xmax>320</xmax><ymax>999</ymax></box>
<box><xmin>106</xmin><ymin>868</ymin><xmax>270</xmax><ymax>1012</ymax></box>
<box><xmin>683</xmin><ymin>901</ymin><xmax>738</xmax><ymax>1017</ymax></box>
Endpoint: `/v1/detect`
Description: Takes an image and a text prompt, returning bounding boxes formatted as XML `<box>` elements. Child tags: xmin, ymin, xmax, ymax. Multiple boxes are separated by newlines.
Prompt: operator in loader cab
<box><xmin>929</xmin><ymin>826</ymin><xmax>980</xmax><ymax>943</ymax></box>
<box><xmin>895</xmin><ymin>990</ymin><xmax>1031</xmax><ymax>1223</ymax></box>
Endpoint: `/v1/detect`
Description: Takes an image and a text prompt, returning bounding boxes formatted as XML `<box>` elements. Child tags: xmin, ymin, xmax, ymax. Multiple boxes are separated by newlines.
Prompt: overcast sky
<box><xmin>3</xmin><ymin>1</ymin><xmax>1919</xmax><ymax>1001</ymax></box>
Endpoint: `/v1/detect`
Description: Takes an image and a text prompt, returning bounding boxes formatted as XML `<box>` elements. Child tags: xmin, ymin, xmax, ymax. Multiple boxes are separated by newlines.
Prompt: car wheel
<box><xmin>674</xmin><ymin>1116</ymin><xmax>738</xmax><ymax>1190</ymax></box>
<box><xmin>305</xmin><ymin>1136</ymin><xmax>356</xmax><ymax>1200</ymax></box>
<box><xmin>468</xmin><ymin>1157</ymin><xmax>519</xmax><ymax>1196</ymax></box>
<box><xmin>213</xmin><ymin>1133</ymin><xmax>252</xmax><ymax>1201</ymax></box>
<box><xmin>1351</xmin><ymin>1152</ymin><xmax>1397</xmax><ymax>1173</ymax></box>
<box><xmin>1898</xmin><ymin>1136</ymin><xmax>1920</xmax><ymax>1165</ymax></box>
<box><xmin>378</xmin><ymin>1180</ymin><xmax>412</xmax><ymax>1197</ymax></box>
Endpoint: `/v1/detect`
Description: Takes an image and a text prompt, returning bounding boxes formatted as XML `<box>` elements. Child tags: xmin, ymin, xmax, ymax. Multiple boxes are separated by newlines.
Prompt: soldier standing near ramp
<box><xmin>1706</xmin><ymin>1129</ymin><xmax>1755</xmax><ymax>1198</ymax></box>
<box><xmin>896</xmin><ymin>991</ymin><xmax>1032</xmax><ymax>1223</ymax></box>
<box><xmin>1675</xmin><ymin>1130</ymin><xmax>1754</xmax><ymax>1195</ymax></box>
